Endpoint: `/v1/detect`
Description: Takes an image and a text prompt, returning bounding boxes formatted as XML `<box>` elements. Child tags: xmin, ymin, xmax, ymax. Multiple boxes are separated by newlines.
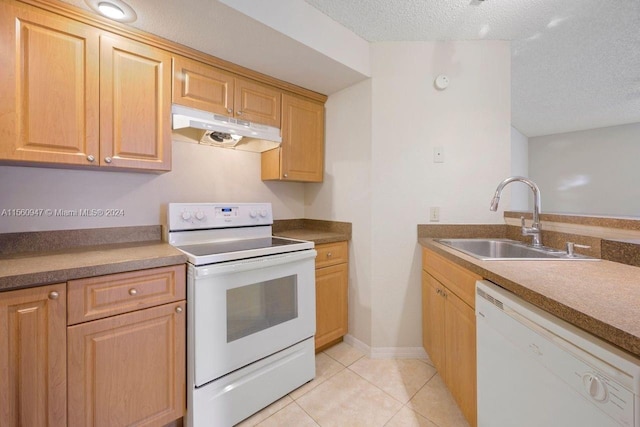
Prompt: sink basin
<box><xmin>435</xmin><ymin>238</ymin><xmax>598</xmax><ymax>261</ymax></box>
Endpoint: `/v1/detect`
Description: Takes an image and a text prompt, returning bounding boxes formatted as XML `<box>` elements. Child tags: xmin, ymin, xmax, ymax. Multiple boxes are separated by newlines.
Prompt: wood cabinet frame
<box><xmin>422</xmin><ymin>247</ymin><xmax>480</xmax><ymax>427</ymax></box>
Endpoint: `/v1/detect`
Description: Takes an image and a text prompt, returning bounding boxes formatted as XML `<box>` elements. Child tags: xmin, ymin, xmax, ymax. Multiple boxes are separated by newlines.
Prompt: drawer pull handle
<box><xmin>48</xmin><ymin>291</ymin><xmax>59</xmax><ymax>300</ymax></box>
<box><xmin>128</xmin><ymin>288</ymin><xmax>138</xmax><ymax>296</ymax></box>
<box><xmin>176</xmin><ymin>306</ymin><xmax>183</xmax><ymax>313</ymax></box>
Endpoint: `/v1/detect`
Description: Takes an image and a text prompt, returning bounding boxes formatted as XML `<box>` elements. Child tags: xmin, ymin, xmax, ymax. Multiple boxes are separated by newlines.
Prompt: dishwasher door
<box><xmin>476</xmin><ymin>280</ymin><xmax>639</xmax><ymax>427</ymax></box>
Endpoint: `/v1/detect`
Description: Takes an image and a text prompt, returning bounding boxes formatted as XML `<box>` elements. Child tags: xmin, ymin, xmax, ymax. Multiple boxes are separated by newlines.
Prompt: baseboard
<box><xmin>343</xmin><ymin>334</ymin><xmax>429</xmax><ymax>360</ymax></box>
<box><xmin>343</xmin><ymin>334</ymin><xmax>370</xmax><ymax>355</ymax></box>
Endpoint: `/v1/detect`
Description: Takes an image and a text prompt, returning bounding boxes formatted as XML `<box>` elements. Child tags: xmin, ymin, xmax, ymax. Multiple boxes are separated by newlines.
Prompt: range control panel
<box><xmin>167</xmin><ymin>203</ymin><xmax>273</xmax><ymax>231</ymax></box>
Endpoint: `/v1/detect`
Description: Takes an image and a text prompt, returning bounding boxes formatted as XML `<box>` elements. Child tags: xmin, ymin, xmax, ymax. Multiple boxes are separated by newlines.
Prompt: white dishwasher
<box><xmin>476</xmin><ymin>280</ymin><xmax>640</xmax><ymax>427</ymax></box>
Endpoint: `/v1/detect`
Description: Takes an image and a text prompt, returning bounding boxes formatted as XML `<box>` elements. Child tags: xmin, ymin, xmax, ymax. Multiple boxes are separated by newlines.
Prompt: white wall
<box><xmin>0</xmin><ymin>140</ymin><xmax>305</xmax><ymax>233</ymax></box>
<box><xmin>304</xmin><ymin>41</ymin><xmax>509</xmax><ymax>350</ymax></box>
<box><xmin>510</xmin><ymin>126</ymin><xmax>530</xmax><ymax>210</ymax></box>
<box><xmin>305</xmin><ymin>79</ymin><xmax>373</xmax><ymax>345</ymax></box>
<box><xmin>529</xmin><ymin>122</ymin><xmax>640</xmax><ymax>217</ymax></box>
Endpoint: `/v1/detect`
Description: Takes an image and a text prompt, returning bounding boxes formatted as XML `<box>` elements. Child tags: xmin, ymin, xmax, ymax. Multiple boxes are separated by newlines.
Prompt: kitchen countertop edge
<box><xmin>419</xmin><ymin>237</ymin><xmax>640</xmax><ymax>358</ymax></box>
<box><xmin>0</xmin><ymin>241</ymin><xmax>187</xmax><ymax>292</ymax></box>
<box><xmin>274</xmin><ymin>228</ymin><xmax>350</xmax><ymax>245</ymax></box>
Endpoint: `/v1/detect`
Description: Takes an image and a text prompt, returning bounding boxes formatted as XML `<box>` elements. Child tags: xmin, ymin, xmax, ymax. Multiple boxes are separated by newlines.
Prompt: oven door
<box><xmin>189</xmin><ymin>249</ymin><xmax>316</xmax><ymax>387</ymax></box>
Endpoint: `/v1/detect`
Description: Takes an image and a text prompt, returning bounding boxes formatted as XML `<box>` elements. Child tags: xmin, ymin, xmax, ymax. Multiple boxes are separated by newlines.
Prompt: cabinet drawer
<box><xmin>67</xmin><ymin>265</ymin><xmax>186</xmax><ymax>325</ymax></box>
<box><xmin>422</xmin><ymin>248</ymin><xmax>480</xmax><ymax>309</ymax></box>
<box><xmin>315</xmin><ymin>241</ymin><xmax>348</xmax><ymax>268</ymax></box>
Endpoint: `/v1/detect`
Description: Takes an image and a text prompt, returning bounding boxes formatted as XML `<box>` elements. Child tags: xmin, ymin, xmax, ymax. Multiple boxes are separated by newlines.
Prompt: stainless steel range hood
<box><xmin>171</xmin><ymin>105</ymin><xmax>281</xmax><ymax>152</ymax></box>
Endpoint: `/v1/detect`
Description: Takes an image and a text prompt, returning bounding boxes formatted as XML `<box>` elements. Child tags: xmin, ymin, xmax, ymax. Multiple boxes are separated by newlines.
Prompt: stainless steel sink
<box><xmin>435</xmin><ymin>238</ymin><xmax>598</xmax><ymax>261</ymax></box>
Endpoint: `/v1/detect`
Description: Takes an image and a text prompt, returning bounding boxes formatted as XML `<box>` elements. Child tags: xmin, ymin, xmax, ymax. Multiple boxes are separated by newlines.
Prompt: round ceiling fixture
<box><xmin>85</xmin><ymin>0</ymin><xmax>137</xmax><ymax>23</ymax></box>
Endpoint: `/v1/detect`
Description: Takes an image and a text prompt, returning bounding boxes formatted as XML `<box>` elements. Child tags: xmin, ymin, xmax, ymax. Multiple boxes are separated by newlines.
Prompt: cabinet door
<box><xmin>0</xmin><ymin>2</ymin><xmax>100</xmax><ymax>166</ymax></box>
<box><xmin>68</xmin><ymin>301</ymin><xmax>186</xmax><ymax>427</ymax></box>
<box><xmin>421</xmin><ymin>271</ymin><xmax>446</xmax><ymax>377</ymax></box>
<box><xmin>278</xmin><ymin>94</ymin><xmax>324</xmax><ymax>182</ymax></box>
<box><xmin>261</xmin><ymin>94</ymin><xmax>324</xmax><ymax>182</ymax></box>
<box><xmin>100</xmin><ymin>34</ymin><xmax>172</xmax><ymax>171</ymax></box>
<box><xmin>315</xmin><ymin>263</ymin><xmax>348</xmax><ymax>350</ymax></box>
<box><xmin>0</xmin><ymin>283</ymin><xmax>67</xmax><ymax>427</ymax></box>
<box><xmin>172</xmin><ymin>55</ymin><xmax>234</xmax><ymax>116</ymax></box>
<box><xmin>234</xmin><ymin>77</ymin><xmax>281</xmax><ymax>127</ymax></box>
<box><xmin>444</xmin><ymin>290</ymin><xmax>477</xmax><ymax>427</ymax></box>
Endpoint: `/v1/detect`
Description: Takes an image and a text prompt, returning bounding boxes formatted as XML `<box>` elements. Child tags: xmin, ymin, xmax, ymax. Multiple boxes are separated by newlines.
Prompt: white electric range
<box><xmin>166</xmin><ymin>203</ymin><xmax>317</xmax><ymax>427</ymax></box>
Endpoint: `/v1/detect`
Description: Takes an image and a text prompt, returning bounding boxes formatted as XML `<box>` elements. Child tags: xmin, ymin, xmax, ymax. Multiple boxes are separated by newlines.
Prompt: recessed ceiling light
<box><xmin>85</xmin><ymin>0</ymin><xmax>137</xmax><ymax>23</ymax></box>
<box><xmin>98</xmin><ymin>2</ymin><xmax>125</xmax><ymax>19</ymax></box>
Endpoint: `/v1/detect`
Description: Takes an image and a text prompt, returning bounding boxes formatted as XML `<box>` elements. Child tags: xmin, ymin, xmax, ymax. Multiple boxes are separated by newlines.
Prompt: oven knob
<box><xmin>195</xmin><ymin>211</ymin><xmax>205</xmax><ymax>221</ymax></box>
<box><xmin>249</xmin><ymin>210</ymin><xmax>257</xmax><ymax>218</ymax></box>
<box><xmin>259</xmin><ymin>209</ymin><xmax>268</xmax><ymax>217</ymax></box>
<box><xmin>181</xmin><ymin>211</ymin><xmax>192</xmax><ymax>221</ymax></box>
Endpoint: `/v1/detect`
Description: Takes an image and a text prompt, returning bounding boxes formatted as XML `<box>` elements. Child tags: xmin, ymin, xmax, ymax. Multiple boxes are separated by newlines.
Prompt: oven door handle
<box><xmin>194</xmin><ymin>249</ymin><xmax>317</xmax><ymax>278</ymax></box>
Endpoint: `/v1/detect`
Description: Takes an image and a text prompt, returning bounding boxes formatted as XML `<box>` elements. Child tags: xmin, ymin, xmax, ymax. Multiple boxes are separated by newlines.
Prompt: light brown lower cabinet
<box><xmin>0</xmin><ymin>283</ymin><xmax>67</xmax><ymax>427</ymax></box>
<box><xmin>0</xmin><ymin>264</ymin><xmax>186</xmax><ymax>427</ymax></box>
<box><xmin>422</xmin><ymin>247</ymin><xmax>480</xmax><ymax>427</ymax></box>
<box><xmin>314</xmin><ymin>241</ymin><xmax>349</xmax><ymax>351</ymax></box>
<box><xmin>67</xmin><ymin>301</ymin><xmax>186</xmax><ymax>427</ymax></box>
<box><xmin>67</xmin><ymin>265</ymin><xmax>186</xmax><ymax>427</ymax></box>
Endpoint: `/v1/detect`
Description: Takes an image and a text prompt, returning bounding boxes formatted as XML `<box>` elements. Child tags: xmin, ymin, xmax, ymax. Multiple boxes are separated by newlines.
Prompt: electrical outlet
<box><xmin>434</xmin><ymin>147</ymin><xmax>444</xmax><ymax>163</ymax></box>
<box><xmin>430</xmin><ymin>207</ymin><xmax>440</xmax><ymax>222</ymax></box>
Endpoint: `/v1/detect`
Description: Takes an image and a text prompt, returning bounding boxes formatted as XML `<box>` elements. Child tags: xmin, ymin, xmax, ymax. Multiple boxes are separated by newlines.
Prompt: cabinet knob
<box><xmin>283</xmin><ymin>173</ymin><xmax>288</xmax><ymax>178</ymax></box>
<box><xmin>128</xmin><ymin>288</ymin><xmax>138</xmax><ymax>296</ymax></box>
<box><xmin>104</xmin><ymin>157</ymin><xmax>112</xmax><ymax>164</ymax></box>
<box><xmin>87</xmin><ymin>155</ymin><xmax>95</xmax><ymax>162</ymax></box>
<box><xmin>237</xmin><ymin>111</ymin><xmax>243</xmax><ymax>115</ymax></box>
<box><xmin>48</xmin><ymin>291</ymin><xmax>59</xmax><ymax>300</ymax></box>
<box><xmin>227</xmin><ymin>108</ymin><xmax>232</xmax><ymax>114</ymax></box>
<box><xmin>176</xmin><ymin>306</ymin><xmax>183</xmax><ymax>313</ymax></box>
<box><xmin>326</xmin><ymin>252</ymin><xmax>332</xmax><ymax>258</ymax></box>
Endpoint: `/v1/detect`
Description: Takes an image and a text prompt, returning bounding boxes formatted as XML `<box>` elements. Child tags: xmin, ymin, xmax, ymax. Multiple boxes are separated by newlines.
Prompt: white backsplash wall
<box><xmin>0</xmin><ymin>140</ymin><xmax>305</xmax><ymax>233</ymax></box>
<box><xmin>529</xmin><ymin>122</ymin><xmax>640</xmax><ymax>217</ymax></box>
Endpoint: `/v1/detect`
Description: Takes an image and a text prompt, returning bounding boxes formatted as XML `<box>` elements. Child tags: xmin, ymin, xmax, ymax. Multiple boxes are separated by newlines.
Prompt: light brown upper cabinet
<box><xmin>100</xmin><ymin>34</ymin><xmax>172</xmax><ymax>171</ymax></box>
<box><xmin>261</xmin><ymin>94</ymin><xmax>324</xmax><ymax>182</ymax></box>
<box><xmin>234</xmin><ymin>77</ymin><xmax>281</xmax><ymax>127</ymax></box>
<box><xmin>0</xmin><ymin>1</ymin><xmax>100</xmax><ymax>166</ymax></box>
<box><xmin>173</xmin><ymin>55</ymin><xmax>281</xmax><ymax>127</ymax></box>
<box><xmin>0</xmin><ymin>1</ymin><xmax>172</xmax><ymax>171</ymax></box>
<box><xmin>172</xmin><ymin>55</ymin><xmax>234</xmax><ymax>116</ymax></box>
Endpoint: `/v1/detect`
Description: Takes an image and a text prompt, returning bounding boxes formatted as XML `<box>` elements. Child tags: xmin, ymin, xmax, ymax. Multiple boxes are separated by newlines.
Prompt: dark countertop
<box><xmin>0</xmin><ymin>226</ymin><xmax>186</xmax><ymax>292</ymax></box>
<box><xmin>274</xmin><ymin>229</ymin><xmax>349</xmax><ymax>245</ymax></box>
<box><xmin>0</xmin><ymin>242</ymin><xmax>186</xmax><ymax>291</ymax></box>
<box><xmin>419</xmin><ymin>237</ymin><xmax>640</xmax><ymax>358</ymax></box>
<box><xmin>273</xmin><ymin>218</ymin><xmax>351</xmax><ymax>245</ymax></box>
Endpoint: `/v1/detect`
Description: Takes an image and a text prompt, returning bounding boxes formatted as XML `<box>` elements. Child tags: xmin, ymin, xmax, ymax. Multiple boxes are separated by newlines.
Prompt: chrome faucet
<box><xmin>490</xmin><ymin>176</ymin><xmax>543</xmax><ymax>247</ymax></box>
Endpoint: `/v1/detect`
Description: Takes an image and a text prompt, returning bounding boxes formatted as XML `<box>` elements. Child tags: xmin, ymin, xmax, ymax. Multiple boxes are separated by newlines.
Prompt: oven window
<box><xmin>226</xmin><ymin>275</ymin><xmax>298</xmax><ymax>343</ymax></box>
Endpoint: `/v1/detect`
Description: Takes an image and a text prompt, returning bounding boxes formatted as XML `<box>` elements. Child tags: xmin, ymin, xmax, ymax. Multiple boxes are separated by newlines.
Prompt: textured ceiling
<box><xmin>304</xmin><ymin>0</ymin><xmax>640</xmax><ymax>137</ymax></box>
<box><xmin>59</xmin><ymin>0</ymin><xmax>639</xmax><ymax>137</ymax></box>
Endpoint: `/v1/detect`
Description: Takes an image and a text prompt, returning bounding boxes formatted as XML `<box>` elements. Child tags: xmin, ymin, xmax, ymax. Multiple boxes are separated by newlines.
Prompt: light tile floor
<box><xmin>236</xmin><ymin>342</ymin><xmax>470</xmax><ymax>427</ymax></box>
